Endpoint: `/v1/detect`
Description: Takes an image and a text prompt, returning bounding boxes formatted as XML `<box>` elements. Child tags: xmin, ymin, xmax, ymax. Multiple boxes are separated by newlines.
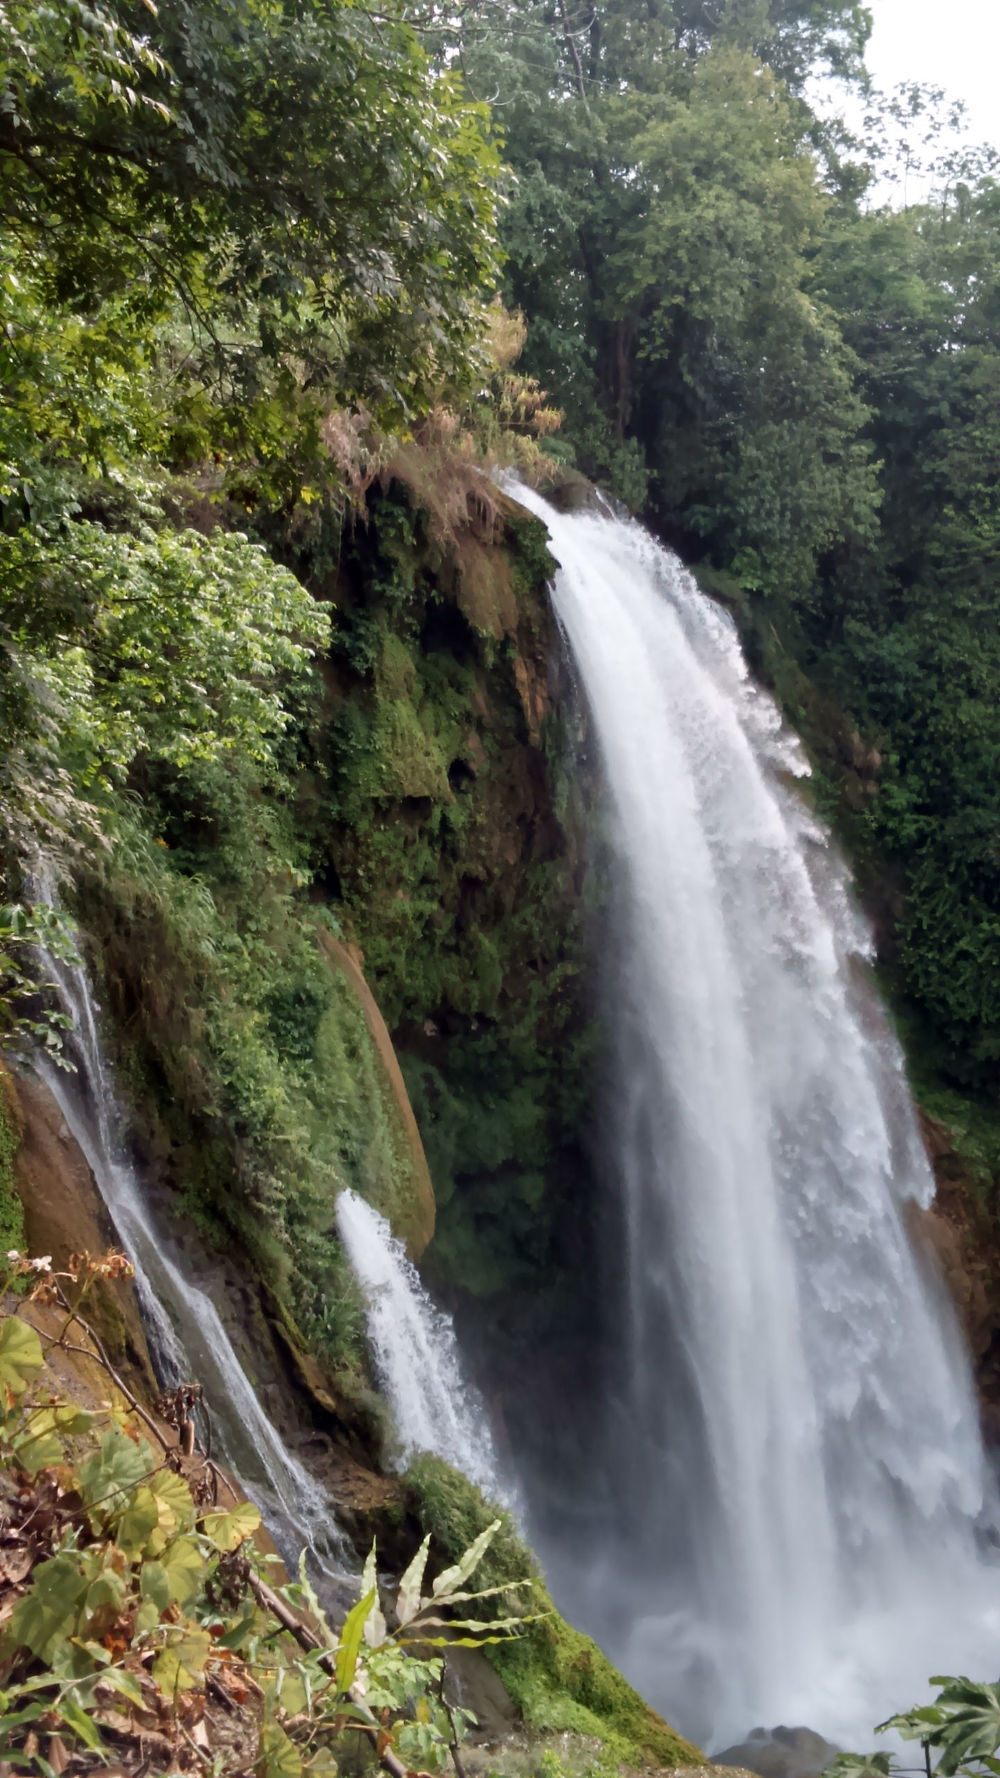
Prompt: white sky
<box><xmin>864</xmin><ymin>0</ymin><xmax>1000</xmax><ymax>153</ymax></box>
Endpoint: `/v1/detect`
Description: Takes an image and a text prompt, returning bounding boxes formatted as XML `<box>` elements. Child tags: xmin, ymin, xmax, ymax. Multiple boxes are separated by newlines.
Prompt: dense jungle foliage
<box><xmin>430</xmin><ymin>0</ymin><xmax>1000</xmax><ymax>1131</ymax></box>
<box><xmin>5</xmin><ymin>0</ymin><xmax>1000</xmax><ymax>1567</ymax></box>
<box><xmin>6</xmin><ymin>0</ymin><xmax>1000</xmax><ymax>1769</ymax></box>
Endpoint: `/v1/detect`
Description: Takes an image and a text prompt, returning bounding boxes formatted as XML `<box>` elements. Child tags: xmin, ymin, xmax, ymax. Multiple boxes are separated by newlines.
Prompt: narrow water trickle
<box><xmin>335</xmin><ymin>1189</ymin><xmax>501</xmax><ymax>1497</ymax></box>
<box><xmin>29</xmin><ymin>913</ymin><xmax>348</xmax><ymax>1582</ymax></box>
<box><xmin>509</xmin><ymin>482</ymin><xmax>1000</xmax><ymax>1750</ymax></box>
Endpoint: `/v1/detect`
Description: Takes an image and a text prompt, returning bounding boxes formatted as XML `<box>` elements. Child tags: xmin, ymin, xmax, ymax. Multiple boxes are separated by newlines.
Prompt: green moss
<box><xmin>405</xmin><ymin>1457</ymin><xmax>704</xmax><ymax>1770</ymax></box>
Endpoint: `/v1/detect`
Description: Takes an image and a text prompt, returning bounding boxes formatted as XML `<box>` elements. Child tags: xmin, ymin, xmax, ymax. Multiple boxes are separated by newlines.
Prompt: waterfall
<box><xmin>28</xmin><ymin>916</ymin><xmax>347</xmax><ymax>1580</ymax></box>
<box><xmin>510</xmin><ymin>484</ymin><xmax>1000</xmax><ymax>1748</ymax></box>
<box><xmin>336</xmin><ymin>1189</ymin><xmax>500</xmax><ymax>1496</ymax></box>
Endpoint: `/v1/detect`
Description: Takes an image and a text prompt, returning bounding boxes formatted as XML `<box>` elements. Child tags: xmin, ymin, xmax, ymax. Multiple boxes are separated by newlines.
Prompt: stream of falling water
<box><xmin>511</xmin><ymin>482</ymin><xmax>1000</xmax><ymax>1750</ymax></box>
<box><xmin>29</xmin><ymin>918</ymin><xmax>347</xmax><ymax>1581</ymax></box>
<box><xmin>335</xmin><ymin>1189</ymin><xmax>500</xmax><ymax>1494</ymax></box>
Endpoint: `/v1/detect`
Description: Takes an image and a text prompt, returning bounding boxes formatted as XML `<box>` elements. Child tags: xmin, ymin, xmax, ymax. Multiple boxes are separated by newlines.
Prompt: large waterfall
<box><xmin>512</xmin><ymin>485</ymin><xmax>1000</xmax><ymax>1749</ymax></box>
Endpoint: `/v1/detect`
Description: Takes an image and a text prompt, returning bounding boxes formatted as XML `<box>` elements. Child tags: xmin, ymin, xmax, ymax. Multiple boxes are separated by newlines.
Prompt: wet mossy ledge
<box><xmin>404</xmin><ymin>1456</ymin><xmax>704</xmax><ymax>1769</ymax></box>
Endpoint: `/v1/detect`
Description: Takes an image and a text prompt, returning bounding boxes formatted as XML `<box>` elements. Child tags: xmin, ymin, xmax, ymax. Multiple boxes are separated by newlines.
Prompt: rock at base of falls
<box><xmin>714</xmin><ymin>1726</ymin><xmax>841</xmax><ymax>1778</ymax></box>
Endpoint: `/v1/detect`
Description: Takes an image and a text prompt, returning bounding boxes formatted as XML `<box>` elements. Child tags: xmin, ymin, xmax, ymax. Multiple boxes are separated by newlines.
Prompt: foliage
<box><xmin>404</xmin><ymin>1457</ymin><xmax>702</xmax><ymax>1769</ymax></box>
<box><xmin>0</xmin><ymin>0</ymin><xmax>503</xmax><ymax>462</ymax></box>
<box><xmin>0</xmin><ymin>903</ymin><xmax>79</xmax><ymax>1068</ymax></box>
<box><xmin>0</xmin><ymin>1278</ymin><xmax>531</xmax><ymax>1777</ymax></box>
<box><xmin>826</xmin><ymin>1674</ymin><xmax>1000</xmax><ymax>1778</ymax></box>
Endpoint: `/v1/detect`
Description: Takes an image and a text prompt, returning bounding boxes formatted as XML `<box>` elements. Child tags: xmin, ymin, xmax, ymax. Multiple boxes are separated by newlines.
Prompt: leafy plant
<box><xmin>825</xmin><ymin>1675</ymin><xmax>1000</xmax><ymax>1778</ymax></box>
<box><xmin>0</xmin><ymin>1261</ymin><xmax>537</xmax><ymax>1777</ymax></box>
<box><xmin>0</xmin><ymin>901</ymin><xmax>79</xmax><ymax>1066</ymax></box>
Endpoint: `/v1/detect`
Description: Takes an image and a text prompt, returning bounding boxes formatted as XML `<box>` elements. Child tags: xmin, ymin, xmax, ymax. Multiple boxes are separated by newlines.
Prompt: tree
<box><xmin>0</xmin><ymin>0</ymin><xmax>503</xmax><ymax>484</ymax></box>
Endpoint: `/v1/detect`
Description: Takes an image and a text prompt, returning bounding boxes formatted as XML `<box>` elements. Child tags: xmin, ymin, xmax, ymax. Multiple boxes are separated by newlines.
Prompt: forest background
<box><xmin>4</xmin><ymin>0</ymin><xmax>1000</xmax><ymax>1341</ymax></box>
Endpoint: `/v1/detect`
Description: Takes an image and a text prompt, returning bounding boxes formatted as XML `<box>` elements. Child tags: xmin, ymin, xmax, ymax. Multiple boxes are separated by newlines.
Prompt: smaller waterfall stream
<box><xmin>336</xmin><ymin>1189</ymin><xmax>500</xmax><ymax>1496</ymax></box>
<box><xmin>30</xmin><ymin>920</ymin><xmax>346</xmax><ymax>1577</ymax></box>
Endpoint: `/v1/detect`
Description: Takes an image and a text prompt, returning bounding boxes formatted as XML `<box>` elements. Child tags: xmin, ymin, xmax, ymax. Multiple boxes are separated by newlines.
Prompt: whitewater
<box><xmin>511</xmin><ymin>482</ymin><xmax>1000</xmax><ymax>1750</ymax></box>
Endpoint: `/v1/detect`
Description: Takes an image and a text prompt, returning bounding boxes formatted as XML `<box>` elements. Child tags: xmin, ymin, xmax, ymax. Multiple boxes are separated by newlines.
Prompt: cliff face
<box><xmin>41</xmin><ymin>467</ymin><xmax>604</xmax><ymax>1483</ymax></box>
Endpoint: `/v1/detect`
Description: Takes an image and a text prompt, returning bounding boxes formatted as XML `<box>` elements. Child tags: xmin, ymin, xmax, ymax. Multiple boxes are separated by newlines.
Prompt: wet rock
<box><xmin>714</xmin><ymin>1725</ymin><xmax>840</xmax><ymax>1778</ymax></box>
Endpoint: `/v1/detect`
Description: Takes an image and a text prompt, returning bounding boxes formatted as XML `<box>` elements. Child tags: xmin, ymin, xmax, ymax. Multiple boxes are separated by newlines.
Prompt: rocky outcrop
<box><xmin>317</xmin><ymin>929</ymin><xmax>435</xmax><ymax>1258</ymax></box>
<box><xmin>715</xmin><ymin>1727</ymin><xmax>839</xmax><ymax>1778</ymax></box>
<box><xmin>3</xmin><ymin>1064</ymin><xmax>155</xmax><ymax>1395</ymax></box>
<box><xmin>916</xmin><ymin>1107</ymin><xmax>1000</xmax><ymax>1430</ymax></box>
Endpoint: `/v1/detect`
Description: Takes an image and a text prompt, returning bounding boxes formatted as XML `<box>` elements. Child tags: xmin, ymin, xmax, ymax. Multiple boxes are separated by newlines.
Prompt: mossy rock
<box><xmin>315</xmin><ymin>929</ymin><xmax>436</xmax><ymax>1258</ymax></box>
<box><xmin>404</xmin><ymin>1456</ymin><xmax>705</xmax><ymax>1771</ymax></box>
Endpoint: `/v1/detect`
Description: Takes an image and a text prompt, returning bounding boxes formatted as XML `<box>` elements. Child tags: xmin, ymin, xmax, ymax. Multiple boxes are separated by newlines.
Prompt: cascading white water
<box><xmin>510</xmin><ymin>484</ymin><xmax>1000</xmax><ymax>1748</ymax></box>
<box><xmin>29</xmin><ymin>915</ymin><xmax>346</xmax><ymax>1578</ymax></box>
<box><xmin>336</xmin><ymin>1188</ymin><xmax>500</xmax><ymax>1497</ymax></box>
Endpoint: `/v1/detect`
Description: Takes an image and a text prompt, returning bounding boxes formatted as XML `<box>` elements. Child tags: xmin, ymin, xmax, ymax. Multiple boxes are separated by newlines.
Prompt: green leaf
<box><xmin>95</xmin><ymin>1665</ymin><xmax>145</xmax><ymax>1708</ymax></box>
<box><xmin>259</xmin><ymin>1721</ymin><xmax>304</xmax><ymax>1778</ymax></box>
<box><xmin>274</xmin><ymin>1665</ymin><xmax>309</xmax><ymax>1716</ymax></box>
<box><xmin>152</xmin><ymin>1626</ymin><xmax>213</xmax><ymax>1699</ymax></box>
<box><xmin>201</xmin><ymin>1500</ymin><xmax>261</xmax><ymax>1552</ymax></box>
<box><xmin>148</xmin><ymin>1465</ymin><xmax>195</xmax><ymax>1545</ymax></box>
<box><xmin>83</xmin><ymin>1565</ymin><xmax>126</xmax><ymax>1620</ymax></box>
<box><xmin>160</xmin><ymin>1533</ymin><xmax>204</xmax><ymax>1607</ymax></box>
<box><xmin>430</xmin><ymin>1519</ymin><xmax>502</xmax><ymax>1600</ymax></box>
<box><xmin>336</xmin><ymin>1588</ymin><xmax>376</xmax><ymax>1695</ymax></box>
<box><xmin>361</xmin><ymin>1541</ymin><xmax>387</xmax><ymax>1649</ymax></box>
<box><xmin>823</xmin><ymin>1755</ymin><xmax>895</xmax><ymax>1778</ymax></box>
<box><xmin>5</xmin><ymin>1550</ymin><xmax>88</xmax><ymax>1662</ymax></box>
<box><xmin>0</xmin><ymin>1702</ymin><xmax>47</xmax><ymax>1751</ymax></box>
<box><xmin>56</xmin><ymin>1696</ymin><xmax>104</xmax><ymax>1753</ymax></box>
<box><xmin>0</xmin><ymin>1316</ymin><xmax>44</xmax><ymax>1400</ymax></box>
<box><xmin>396</xmin><ymin>1532</ymin><xmax>430</xmax><ymax>1628</ymax></box>
<box><xmin>117</xmin><ymin>1484</ymin><xmax>160</xmax><ymax>1557</ymax></box>
<box><xmin>139</xmin><ymin>1559</ymin><xmax>171</xmax><ymax>1613</ymax></box>
<box><xmin>78</xmin><ymin>1428</ymin><xmax>153</xmax><ymax>1526</ymax></box>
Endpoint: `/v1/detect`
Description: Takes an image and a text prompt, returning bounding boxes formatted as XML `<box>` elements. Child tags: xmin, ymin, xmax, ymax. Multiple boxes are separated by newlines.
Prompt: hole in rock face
<box><xmin>420</xmin><ymin>600</ymin><xmax>476</xmax><ymax>662</ymax></box>
<box><xmin>448</xmin><ymin>757</ymin><xmax>476</xmax><ymax>791</ymax></box>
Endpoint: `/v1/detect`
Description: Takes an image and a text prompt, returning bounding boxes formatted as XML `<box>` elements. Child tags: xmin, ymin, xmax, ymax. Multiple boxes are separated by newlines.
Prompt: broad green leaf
<box><xmin>83</xmin><ymin>1566</ymin><xmax>126</xmax><ymax>1620</ymax></box>
<box><xmin>927</xmin><ymin>1678</ymin><xmax>1000</xmax><ymax>1775</ymax></box>
<box><xmin>12</xmin><ymin>1415</ymin><xmax>65</xmax><ymax>1475</ymax></box>
<box><xmin>117</xmin><ymin>1484</ymin><xmax>160</xmax><ymax>1557</ymax></box>
<box><xmin>259</xmin><ymin>1721</ymin><xmax>304</xmax><ymax>1778</ymax></box>
<box><xmin>396</xmin><ymin>1532</ymin><xmax>430</xmax><ymax>1628</ymax></box>
<box><xmin>335</xmin><ymin>1587</ymin><xmax>376</xmax><ymax>1695</ymax></box>
<box><xmin>148</xmin><ymin>1464</ymin><xmax>195</xmax><ymax>1546</ymax></box>
<box><xmin>822</xmin><ymin>1756</ymin><xmax>894</xmax><ymax>1778</ymax></box>
<box><xmin>160</xmin><ymin>1533</ymin><xmax>203</xmax><ymax>1607</ymax></box>
<box><xmin>78</xmin><ymin>1428</ymin><xmax>153</xmax><ymax>1525</ymax></box>
<box><xmin>430</xmin><ymin>1520</ymin><xmax>501</xmax><ymax>1600</ymax></box>
<box><xmin>274</xmin><ymin>1665</ymin><xmax>309</xmax><ymax>1716</ymax></box>
<box><xmin>14</xmin><ymin>1404</ymin><xmax>95</xmax><ymax>1473</ymax></box>
<box><xmin>5</xmin><ymin>1550</ymin><xmax>87</xmax><ymax>1661</ymax></box>
<box><xmin>201</xmin><ymin>1499</ymin><xmax>261</xmax><ymax>1552</ymax></box>
<box><xmin>152</xmin><ymin>1626</ymin><xmax>213</xmax><ymax>1698</ymax></box>
<box><xmin>0</xmin><ymin>1317</ymin><xmax>44</xmax><ymax>1399</ymax></box>
<box><xmin>134</xmin><ymin>1597</ymin><xmax>161</xmax><ymax>1636</ymax></box>
<box><xmin>139</xmin><ymin>1560</ymin><xmax>171</xmax><ymax>1613</ymax></box>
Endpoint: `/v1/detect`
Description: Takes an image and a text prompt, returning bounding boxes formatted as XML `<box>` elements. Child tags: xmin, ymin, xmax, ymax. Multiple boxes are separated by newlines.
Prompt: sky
<box><xmin>864</xmin><ymin>0</ymin><xmax>1000</xmax><ymax>154</ymax></box>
